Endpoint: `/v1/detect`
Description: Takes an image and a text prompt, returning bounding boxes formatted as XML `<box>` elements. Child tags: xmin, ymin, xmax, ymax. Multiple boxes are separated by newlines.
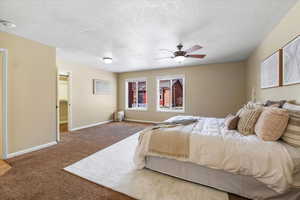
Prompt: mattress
<box><xmin>145</xmin><ymin>156</ymin><xmax>300</xmax><ymax>200</ymax></box>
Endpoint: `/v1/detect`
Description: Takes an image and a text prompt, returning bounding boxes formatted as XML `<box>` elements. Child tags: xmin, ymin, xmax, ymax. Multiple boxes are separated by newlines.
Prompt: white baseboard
<box><xmin>125</xmin><ymin>118</ymin><xmax>159</xmax><ymax>124</ymax></box>
<box><xmin>7</xmin><ymin>141</ymin><xmax>57</xmax><ymax>159</ymax></box>
<box><xmin>70</xmin><ymin>120</ymin><xmax>112</xmax><ymax>131</ymax></box>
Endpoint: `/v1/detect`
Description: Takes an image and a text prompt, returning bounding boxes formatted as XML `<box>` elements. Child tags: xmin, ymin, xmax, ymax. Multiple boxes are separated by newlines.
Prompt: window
<box><xmin>125</xmin><ymin>78</ymin><xmax>147</xmax><ymax>110</ymax></box>
<box><xmin>157</xmin><ymin>75</ymin><xmax>184</xmax><ymax>112</ymax></box>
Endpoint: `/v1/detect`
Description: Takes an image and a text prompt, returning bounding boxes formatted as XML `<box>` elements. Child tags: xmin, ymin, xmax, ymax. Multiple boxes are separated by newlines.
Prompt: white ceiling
<box><xmin>0</xmin><ymin>0</ymin><xmax>298</xmax><ymax>72</ymax></box>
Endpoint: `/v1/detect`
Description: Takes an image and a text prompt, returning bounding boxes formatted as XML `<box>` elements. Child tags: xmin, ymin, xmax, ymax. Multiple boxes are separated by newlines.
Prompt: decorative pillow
<box><xmin>283</xmin><ymin>102</ymin><xmax>300</xmax><ymax>111</ymax></box>
<box><xmin>255</xmin><ymin>108</ymin><xmax>289</xmax><ymax>141</ymax></box>
<box><xmin>236</xmin><ymin>101</ymin><xmax>263</xmax><ymax>116</ymax></box>
<box><xmin>238</xmin><ymin>108</ymin><xmax>262</xmax><ymax>135</ymax></box>
<box><xmin>224</xmin><ymin>114</ymin><xmax>239</xmax><ymax>130</ymax></box>
<box><xmin>281</xmin><ymin>103</ymin><xmax>300</xmax><ymax>147</ymax></box>
<box><xmin>245</xmin><ymin>101</ymin><xmax>264</xmax><ymax>109</ymax></box>
<box><xmin>264</xmin><ymin>100</ymin><xmax>286</xmax><ymax>108</ymax></box>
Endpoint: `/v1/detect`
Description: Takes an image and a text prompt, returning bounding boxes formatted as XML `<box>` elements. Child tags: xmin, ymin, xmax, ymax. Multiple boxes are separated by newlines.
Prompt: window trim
<box><xmin>156</xmin><ymin>75</ymin><xmax>185</xmax><ymax>113</ymax></box>
<box><xmin>125</xmin><ymin>77</ymin><xmax>148</xmax><ymax>111</ymax></box>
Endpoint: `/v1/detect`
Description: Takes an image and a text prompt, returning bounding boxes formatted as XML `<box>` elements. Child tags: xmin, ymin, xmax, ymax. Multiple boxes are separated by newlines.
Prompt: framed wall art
<box><xmin>93</xmin><ymin>79</ymin><xmax>112</xmax><ymax>95</ymax></box>
<box><xmin>260</xmin><ymin>50</ymin><xmax>282</xmax><ymax>89</ymax></box>
<box><xmin>282</xmin><ymin>35</ymin><xmax>300</xmax><ymax>86</ymax></box>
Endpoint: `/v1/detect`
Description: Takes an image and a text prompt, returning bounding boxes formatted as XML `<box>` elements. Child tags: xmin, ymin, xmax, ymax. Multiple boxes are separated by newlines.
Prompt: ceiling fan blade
<box><xmin>185</xmin><ymin>45</ymin><xmax>202</xmax><ymax>54</ymax></box>
<box><xmin>156</xmin><ymin>56</ymin><xmax>174</xmax><ymax>60</ymax></box>
<box><xmin>186</xmin><ymin>54</ymin><xmax>206</xmax><ymax>59</ymax></box>
<box><xmin>159</xmin><ymin>49</ymin><xmax>174</xmax><ymax>54</ymax></box>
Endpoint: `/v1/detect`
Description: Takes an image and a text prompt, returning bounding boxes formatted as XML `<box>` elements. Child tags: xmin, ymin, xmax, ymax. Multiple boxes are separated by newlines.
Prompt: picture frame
<box><xmin>93</xmin><ymin>79</ymin><xmax>112</xmax><ymax>95</ymax></box>
<box><xmin>260</xmin><ymin>50</ymin><xmax>282</xmax><ymax>89</ymax></box>
<box><xmin>282</xmin><ymin>35</ymin><xmax>300</xmax><ymax>86</ymax></box>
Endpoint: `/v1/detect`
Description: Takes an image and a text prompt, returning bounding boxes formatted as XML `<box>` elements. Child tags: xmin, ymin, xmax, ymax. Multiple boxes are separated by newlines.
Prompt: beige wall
<box><xmin>118</xmin><ymin>62</ymin><xmax>246</xmax><ymax>122</ymax></box>
<box><xmin>246</xmin><ymin>1</ymin><xmax>300</xmax><ymax>103</ymax></box>
<box><xmin>0</xmin><ymin>31</ymin><xmax>57</xmax><ymax>154</ymax></box>
<box><xmin>57</xmin><ymin>61</ymin><xmax>117</xmax><ymax>129</ymax></box>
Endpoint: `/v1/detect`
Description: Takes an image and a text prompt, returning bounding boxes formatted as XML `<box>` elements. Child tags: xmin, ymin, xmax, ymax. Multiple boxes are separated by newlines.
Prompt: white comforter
<box><xmin>134</xmin><ymin>116</ymin><xmax>297</xmax><ymax>194</ymax></box>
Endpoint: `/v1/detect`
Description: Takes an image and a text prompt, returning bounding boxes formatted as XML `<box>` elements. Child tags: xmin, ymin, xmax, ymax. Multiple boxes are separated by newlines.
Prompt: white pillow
<box><xmin>283</xmin><ymin>102</ymin><xmax>300</xmax><ymax>111</ymax></box>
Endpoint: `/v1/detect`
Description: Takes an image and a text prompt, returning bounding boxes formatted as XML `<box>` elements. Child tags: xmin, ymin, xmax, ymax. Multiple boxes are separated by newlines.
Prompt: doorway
<box><xmin>57</xmin><ymin>71</ymin><xmax>72</xmax><ymax>141</ymax></box>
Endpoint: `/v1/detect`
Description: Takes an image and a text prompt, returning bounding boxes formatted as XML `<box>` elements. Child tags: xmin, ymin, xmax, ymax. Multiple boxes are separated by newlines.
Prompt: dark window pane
<box><xmin>138</xmin><ymin>81</ymin><xmax>147</xmax><ymax>108</ymax></box>
<box><xmin>159</xmin><ymin>80</ymin><xmax>170</xmax><ymax>109</ymax></box>
<box><xmin>128</xmin><ymin>82</ymin><xmax>136</xmax><ymax>108</ymax></box>
<box><xmin>172</xmin><ymin>79</ymin><xmax>183</xmax><ymax>110</ymax></box>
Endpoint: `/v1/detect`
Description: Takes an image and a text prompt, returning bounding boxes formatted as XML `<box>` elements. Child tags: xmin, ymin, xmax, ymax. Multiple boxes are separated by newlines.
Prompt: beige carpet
<box><xmin>65</xmin><ymin>133</ymin><xmax>228</xmax><ymax>200</ymax></box>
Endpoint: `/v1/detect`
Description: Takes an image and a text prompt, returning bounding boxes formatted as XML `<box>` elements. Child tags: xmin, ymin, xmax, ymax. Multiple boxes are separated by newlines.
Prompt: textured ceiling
<box><xmin>0</xmin><ymin>0</ymin><xmax>298</xmax><ymax>72</ymax></box>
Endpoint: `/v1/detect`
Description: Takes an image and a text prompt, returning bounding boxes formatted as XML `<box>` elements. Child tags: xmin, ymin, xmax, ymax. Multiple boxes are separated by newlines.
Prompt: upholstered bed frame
<box><xmin>145</xmin><ymin>156</ymin><xmax>300</xmax><ymax>200</ymax></box>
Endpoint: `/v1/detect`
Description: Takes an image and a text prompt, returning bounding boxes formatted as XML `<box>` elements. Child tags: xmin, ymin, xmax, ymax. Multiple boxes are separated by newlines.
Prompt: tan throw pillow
<box><xmin>224</xmin><ymin>114</ymin><xmax>239</xmax><ymax>130</ymax></box>
<box><xmin>281</xmin><ymin>103</ymin><xmax>300</xmax><ymax>147</ymax></box>
<box><xmin>238</xmin><ymin>108</ymin><xmax>262</xmax><ymax>135</ymax></box>
<box><xmin>236</xmin><ymin>101</ymin><xmax>263</xmax><ymax>116</ymax></box>
<box><xmin>255</xmin><ymin>108</ymin><xmax>289</xmax><ymax>141</ymax></box>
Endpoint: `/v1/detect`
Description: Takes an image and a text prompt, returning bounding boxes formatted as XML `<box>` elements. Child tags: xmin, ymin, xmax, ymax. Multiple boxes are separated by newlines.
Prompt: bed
<box><xmin>134</xmin><ymin>116</ymin><xmax>300</xmax><ymax>200</ymax></box>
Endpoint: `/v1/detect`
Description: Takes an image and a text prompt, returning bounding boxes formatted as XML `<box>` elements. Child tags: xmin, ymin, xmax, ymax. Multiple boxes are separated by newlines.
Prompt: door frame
<box><xmin>56</xmin><ymin>71</ymin><xmax>72</xmax><ymax>142</ymax></box>
<box><xmin>0</xmin><ymin>48</ymin><xmax>8</xmax><ymax>159</ymax></box>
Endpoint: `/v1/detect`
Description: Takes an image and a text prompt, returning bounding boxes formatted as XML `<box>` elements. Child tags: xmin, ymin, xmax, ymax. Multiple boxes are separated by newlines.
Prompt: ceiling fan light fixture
<box><xmin>174</xmin><ymin>56</ymin><xmax>186</xmax><ymax>63</ymax></box>
<box><xmin>157</xmin><ymin>44</ymin><xmax>206</xmax><ymax>62</ymax></box>
<box><xmin>0</xmin><ymin>19</ymin><xmax>16</xmax><ymax>28</ymax></box>
<box><xmin>102</xmin><ymin>57</ymin><xmax>112</xmax><ymax>64</ymax></box>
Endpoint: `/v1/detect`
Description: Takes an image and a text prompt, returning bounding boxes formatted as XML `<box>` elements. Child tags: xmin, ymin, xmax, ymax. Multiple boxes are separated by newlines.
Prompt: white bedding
<box><xmin>134</xmin><ymin>116</ymin><xmax>300</xmax><ymax>194</ymax></box>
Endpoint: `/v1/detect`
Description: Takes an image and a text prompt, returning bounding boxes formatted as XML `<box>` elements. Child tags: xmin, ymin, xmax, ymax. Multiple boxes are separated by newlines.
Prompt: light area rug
<box><xmin>64</xmin><ymin>133</ymin><xmax>228</xmax><ymax>200</ymax></box>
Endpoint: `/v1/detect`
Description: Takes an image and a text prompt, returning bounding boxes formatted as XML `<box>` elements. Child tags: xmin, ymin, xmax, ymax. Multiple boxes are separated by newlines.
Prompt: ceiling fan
<box><xmin>158</xmin><ymin>43</ymin><xmax>206</xmax><ymax>62</ymax></box>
